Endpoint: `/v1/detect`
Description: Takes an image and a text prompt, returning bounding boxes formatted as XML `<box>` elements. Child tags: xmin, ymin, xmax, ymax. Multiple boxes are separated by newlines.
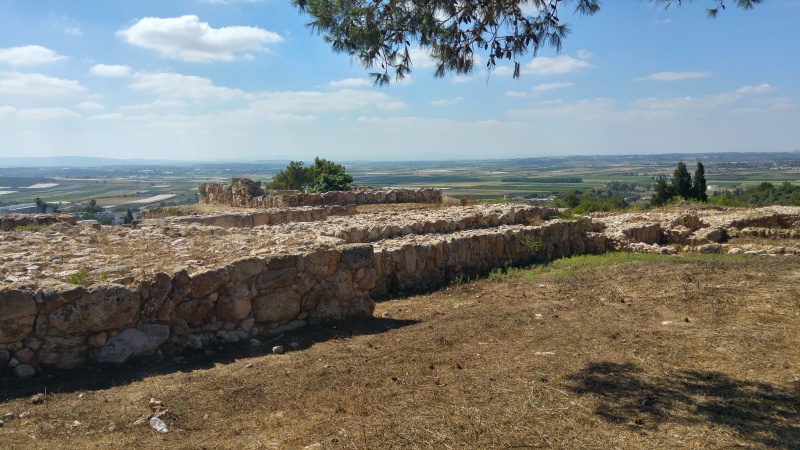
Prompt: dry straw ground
<box><xmin>2</xmin><ymin>251</ymin><xmax>799</xmax><ymax>449</ymax></box>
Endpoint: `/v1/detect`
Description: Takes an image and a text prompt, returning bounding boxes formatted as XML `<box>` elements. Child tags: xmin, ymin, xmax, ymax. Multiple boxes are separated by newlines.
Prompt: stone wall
<box><xmin>144</xmin><ymin>205</ymin><xmax>357</xmax><ymax>228</ymax></box>
<box><xmin>4</xmin><ymin>205</ymin><xmax>800</xmax><ymax>379</ymax></box>
<box><xmin>0</xmin><ymin>217</ymin><xmax>587</xmax><ymax>378</ymax></box>
<box><xmin>0</xmin><ymin>214</ymin><xmax>76</xmax><ymax>231</ymax></box>
<box><xmin>201</xmin><ymin>178</ymin><xmax>442</xmax><ymax>208</ymax></box>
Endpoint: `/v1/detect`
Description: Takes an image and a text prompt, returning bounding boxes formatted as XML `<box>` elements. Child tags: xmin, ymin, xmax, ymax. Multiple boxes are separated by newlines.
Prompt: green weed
<box><xmin>67</xmin><ymin>270</ymin><xmax>90</xmax><ymax>286</ymax></box>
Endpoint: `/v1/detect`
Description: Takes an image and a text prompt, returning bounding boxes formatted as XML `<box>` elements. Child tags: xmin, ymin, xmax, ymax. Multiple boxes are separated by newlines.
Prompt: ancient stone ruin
<box><xmin>2</xmin><ymin>184</ymin><xmax>800</xmax><ymax>380</ymax></box>
<box><xmin>200</xmin><ymin>177</ymin><xmax>442</xmax><ymax>208</ymax></box>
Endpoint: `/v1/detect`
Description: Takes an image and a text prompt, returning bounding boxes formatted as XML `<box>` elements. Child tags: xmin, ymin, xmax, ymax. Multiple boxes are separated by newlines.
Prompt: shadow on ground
<box><xmin>1</xmin><ymin>316</ymin><xmax>418</xmax><ymax>402</ymax></box>
<box><xmin>567</xmin><ymin>361</ymin><xmax>800</xmax><ymax>449</ymax></box>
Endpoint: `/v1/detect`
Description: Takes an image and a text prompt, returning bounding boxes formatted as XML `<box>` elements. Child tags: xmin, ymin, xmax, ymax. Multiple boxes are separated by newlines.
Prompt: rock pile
<box><xmin>2</xmin><ymin>203</ymin><xmax>800</xmax><ymax>379</ymax></box>
<box><xmin>201</xmin><ymin>178</ymin><xmax>442</xmax><ymax>208</ymax></box>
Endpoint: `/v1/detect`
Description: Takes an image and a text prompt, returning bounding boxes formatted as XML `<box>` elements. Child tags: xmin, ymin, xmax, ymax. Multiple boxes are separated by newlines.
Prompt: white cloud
<box><xmin>117</xmin><ymin>15</ymin><xmax>282</xmax><ymax>62</ymax></box>
<box><xmin>328</xmin><ymin>78</ymin><xmax>371</xmax><ymax>89</ymax></box>
<box><xmin>89</xmin><ymin>113</ymin><xmax>124</xmax><ymax>120</ymax></box>
<box><xmin>532</xmin><ymin>82</ymin><xmax>574</xmax><ymax>91</ymax></box>
<box><xmin>0</xmin><ymin>106</ymin><xmax>16</xmax><ymax>117</ymax></box>
<box><xmin>754</xmin><ymin>97</ymin><xmax>798</xmax><ymax>110</ymax></box>
<box><xmin>17</xmin><ymin>107</ymin><xmax>81</xmax><ymax>120</ymax></box>
<box><xmin>64</xmin><ymin>27</ymin><xmax>82</xmax><ymax>36</ymax></box>
<box><xmin>90</xmin><ymin>64</ymin><xmax>133</xmax><ymax>77</ymax></box>
<box><xmin>407</xmin><ymin>48</ymin><xmax>436</xmax><ymax>69</ymax></box>
<box><xmin>496</xmin><ymin>55</ymin><xmax>592</xmax><ymax>77</ymax></box>
<box><xmin>130</xmin><ymin>72</ymin><xmax>249</xmax><ymax>102</ymax></box>
<box><xmin>507</xmin><ymin>98</ymin><xmax>618</xmax><ymax>119</ymax></box>
<box><xmin>431</xmin><ymin>96</ymin><xmax>463</xmax><ymax>106</ymax></box>
<box><xmin>452</xmin><ymin>75</ymin><xmax>474</xmax><ymax>83</ymax></box>
<box><xmin>76</xmin><ymin>101</ymin><xmax>105</xmax><ymax>111</ymax></box>
<box><xmin>636</xmin><ymin>71</ymin><xmax>712</xmax><ymax>81</ymax></box>
<box><xmin>576</xmin><ymin>49</ymin><xmax>593</xmax><ymax>60</ymax></box>
<box><xmin>0</xmin><ymin>45</ymin><xmax>68</xmax><ymax>66</ymax></box>
<box><xmin>120</xmin><ymin>99</ymin><xmax>188</xmax><ymax>110</ymax></box>
<box><xmin>251</xmin><ymin>89</ymin><xmax>406</xmax><ymax>114</ymax></box>
<box><xmin>0</xmin><ymin>72</ymin><xmax>85</xmax><ymax>96</ymax></box>
<box><xmin>736</xmin><ymin>83</ymin><xmax>776</xmax><ymax>94</ymax></box>
<box><xmin>504</xmin><ymin>91</ymin><xmax>528</xmax><ymax>98</ymax></box>
<box><xmin>654</xmin><ymin>19</ymin><xmax>673</xmax><ymax>25</ymax></box>
<box><xmin>630</xmin><ymin>93</ymin><xmax>741</xmax><ymax>110</ymax></box>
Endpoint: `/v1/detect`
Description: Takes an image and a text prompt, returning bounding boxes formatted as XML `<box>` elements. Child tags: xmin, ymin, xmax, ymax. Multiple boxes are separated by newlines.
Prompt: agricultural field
<box><xmin>346</xmin><ymin>152</ymin><xmax>800</xmax><ymax>201</ymax></box>
<box><xmin>1</xmin><ymin>152</ymin><xmax>799</xmax><ymax>209</ymax></box>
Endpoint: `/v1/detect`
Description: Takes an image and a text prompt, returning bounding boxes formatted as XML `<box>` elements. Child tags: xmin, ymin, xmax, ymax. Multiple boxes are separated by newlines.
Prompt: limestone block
<box><xmin>252</xmin><ymin>288</ymin><xmax>301</xmax><ymax>323</ymax></box>
<box><xmin>175</xmin><ymin>298</ymin><xmax>216</xmax><ymax>327</ymax></box>
<box><xmin>38</xmin><ymin>336</ymin><xmax>88</xmax><ymax>368</ymax></box>
<box><xmin>308</xmin><ymin>297</ymin><xmax>342</xmax><ymax>324</ymax></box>
<box><xmin>227</xmin><ymin>257</ymin><xmax>266</xmax><ymax>283</ymax></box>
<box><xmin>303</xmin><ymin>249</ymin><xmax>337</xmax><ymax>277</ymax></box>
<box><xmin>331</xmin><ymin>269</ymin><xmax>354</xmax><ymax>304</ymax></box>
<box><xmin>97</xmin><ymin>324</ymin><xmax>170</xmax><ymax>364</ymax></box>
<box><xmin>140</xmin><ymin>272</ymin><xmax>173</xmax><ymax>322</ymax></box>
<box><xmin>46</xmin><ymin>284</ymin><xmax>141</xmax><ymax>335</ymax></box>
<box><xmin>338</xmin><ymin>244</ymin><xmax>375</xmax><ymax>269</ymax></box>
<box><xmin>256</xmin><ymin>267</ymin><xmax>297</xmax><ymax>292</ymax></box>
<box><xmin>215</xmin><ymin>284</ymin><xmax>252</xmax><ymax>322</ymax></box>
<box><xmin>0</xmin><ymin>288</ymin><xmax>36</xmax><ymax>344</ymax></box>
<box><xmin>188</xmin><ymin>268</ymin><xmax>230</xmax><ymax>299</ymax></box>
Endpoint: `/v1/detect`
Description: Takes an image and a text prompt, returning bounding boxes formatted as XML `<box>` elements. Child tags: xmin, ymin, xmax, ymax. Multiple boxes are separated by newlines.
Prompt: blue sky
<box><xmin>0</xmin><ymin>0</ymin><xmax>798</xmax><ymax>162</ymax></box>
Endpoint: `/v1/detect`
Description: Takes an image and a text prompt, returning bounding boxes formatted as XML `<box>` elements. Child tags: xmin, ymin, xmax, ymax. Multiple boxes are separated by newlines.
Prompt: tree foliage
<box><xmin>268</xmin><ymin>157</ymin><xmax>354</xmax><ymax>192</ymax></box>
<box><xmin>672</xmin><ymin>162</ymin><xmax>693</xmax><ymax>200</ymax></box>
<box><xmin>709</xmin><ymin>181</ymin><xmax>800</xmax><ymax>207</ymax></box>
<box><xmin>268</xmin><ymin>161</ymin><xmax>316</xmax><ymax>191</ymax></box>
<box><xmin>650</xmin><ymin>161</ymin><xmax>709</xmax><ymax>206</ymax></box>
<box><xmin>293</xmin><ymin>0</ymin><xmax>762</xmax><ymax>85</ymax></box>
<box><xmin>693</xmin><ymin>162</ymin><xmax>708</xmax><ymax>202</ymax></box>
<box><xmin>307</xmin><ymin>157</ymin><xmax>355</xmax><ymax>192</ymax></box>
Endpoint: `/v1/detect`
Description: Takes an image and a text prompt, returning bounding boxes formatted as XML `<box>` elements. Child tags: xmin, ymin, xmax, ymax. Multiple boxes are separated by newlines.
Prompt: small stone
<box><xmin>245</xmin><ymin>363</ymin><xmax>253</xmax><ymax>368</ymax></box>
<box><xmin>15</xmin><ymin>348</ymin><xmax>35</xmax><ymax>365</ymax></box>
<box><xmin>87</xmin><ymin>332</ymin><xmax>108</xmax><ymax>348</ymax></box>
<box><xmin>3</xmin><ymin>412</ymin><xmax>14</xmax><ymax>421</ymax></box>
<box><xmin>31</xmin><ymin>393</ymin><xmax>46</xmax><ymax>405</ymax></box>
<box><xmin>7</xmin><ymin>341</ymin><xmax>23</xmax><ymax>352</ymax></box>
<box><xmin>7</xmin><ymin>357</ymin><xmax>20</xmax><ymax>368</ymax></box>
<box><xmin>25</xmin><ymin>338</ymin><xmax>41</xmax><ymax>351</ymax></box>
<box><xmin>13</xmin><ymin>364</ymin><xmax>36</xmax><ymax>379</ymax></box>
<box><xmin>0</xmin><ymin>419</ymin><xmax>3</xmax><ymax>427</ymax></box>
<box><xmin>250</xmin><ymin>339</ymin><xmax>262</xmax><ymax>347</ymax></box>
<box><xmin>149</xmin><ymin>398</ymin><xmax>164</xmax><ymax>413</ymax></box>
<box><xmin>272</xmin><ymin>345</ymin><xmax>285</xmax><ymax>355</ymax></box>
<box><xmin>240</xmin><ymin>318</ymin><xmax>255</xmax><ymax>333</ymax></box>
<box><xmin>19</xmin><ymin>412</ymin><xmax>30</xmax><ymax>419</ymax></box>
<box><xmin>289</xmin><ymin>342</ymin><xmax>300</xmax><ymax>351</ymax></box>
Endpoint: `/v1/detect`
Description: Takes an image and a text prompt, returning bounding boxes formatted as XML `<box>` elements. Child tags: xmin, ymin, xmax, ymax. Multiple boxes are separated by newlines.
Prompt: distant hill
<box><xmin>0</xmin><ymin>156</ymin><xmax>190</xmax><ymax>168</ymax></box>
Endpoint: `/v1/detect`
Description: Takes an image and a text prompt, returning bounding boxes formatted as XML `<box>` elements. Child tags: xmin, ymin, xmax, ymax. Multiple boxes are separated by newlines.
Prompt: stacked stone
<box><xmin>0</xmin><ymin>214</ymin><xmax>76</xmax><ymax>231</ymax></box>
<box><xmin>0</xmin><ymin>244</ymin><xmax>377</xmax><ymax>376</ymax></box>
<box><xmin>200</xmin><ymin>178</ymin><xmax>443</xmax><ymax>208</ymax></box>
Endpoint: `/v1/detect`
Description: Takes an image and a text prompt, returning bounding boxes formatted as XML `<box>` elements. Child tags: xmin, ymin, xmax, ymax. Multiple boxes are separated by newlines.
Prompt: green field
<box><xmin>1</xmin><ymin>152</ymin><xmax>799</xmax><ymax>208</ymax></box>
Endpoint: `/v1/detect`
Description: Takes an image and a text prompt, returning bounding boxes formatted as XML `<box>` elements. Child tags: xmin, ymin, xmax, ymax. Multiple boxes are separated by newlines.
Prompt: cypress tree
<box><xmin>672</xmin><ymin>162</ymin><xmax>692</xmax><ymax>200</ymax></box>
<box><xmin>693</xmin><ymin>162</ymin><xmax>708</xmax><ymax>202</ymax></box>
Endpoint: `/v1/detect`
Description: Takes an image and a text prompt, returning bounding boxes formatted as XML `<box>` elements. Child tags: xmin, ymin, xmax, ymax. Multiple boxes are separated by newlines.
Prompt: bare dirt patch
<box><xmin>2</xmin><ymin>253</ymin><xmax>798</xmax><ymax>449</ymax></box>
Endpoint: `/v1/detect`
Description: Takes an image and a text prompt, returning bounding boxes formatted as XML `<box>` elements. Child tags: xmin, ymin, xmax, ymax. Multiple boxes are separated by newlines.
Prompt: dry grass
<box><xmin>2</xmin><ymin>253</ymin><xmax>799</xmax><ymax>449</ymax></box>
